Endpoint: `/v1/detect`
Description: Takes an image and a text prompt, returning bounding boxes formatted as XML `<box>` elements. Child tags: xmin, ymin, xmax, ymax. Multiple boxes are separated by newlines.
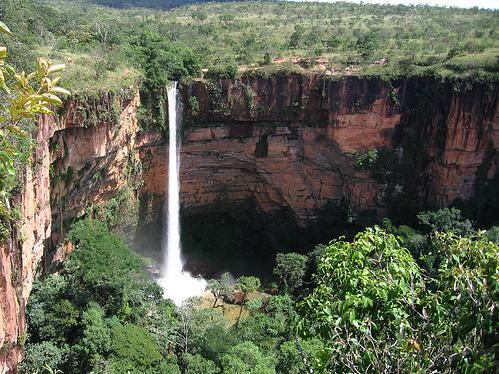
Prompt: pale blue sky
<box><xmin>292</xmin><ymin>0</ymin><xmax>498</xmax><ymax>9</ymax></box>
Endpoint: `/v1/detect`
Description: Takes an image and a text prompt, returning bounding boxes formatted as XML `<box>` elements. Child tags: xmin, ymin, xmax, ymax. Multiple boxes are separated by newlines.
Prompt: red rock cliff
<box><xmin>146</xmin><ymin>75</ymin><xmax>495</xmax><ymax>226</ymax></box>
<box><xmin>0</xmin><ymin>90</ymin><xmax>144</xmax><ymax>372</ymax></box>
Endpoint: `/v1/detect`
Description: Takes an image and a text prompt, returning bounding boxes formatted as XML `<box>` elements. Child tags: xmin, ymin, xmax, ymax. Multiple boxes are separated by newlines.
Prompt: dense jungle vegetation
<box><xmin>22</xmin><ymin>211</ymin><xmax>498</xmax><ymax>373</ymax></box>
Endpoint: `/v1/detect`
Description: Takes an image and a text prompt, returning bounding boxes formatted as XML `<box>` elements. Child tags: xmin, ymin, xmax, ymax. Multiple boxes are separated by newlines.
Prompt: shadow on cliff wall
<box><xmin>130</xmin><ymin>197</ymin><xmax>364</xmax><ymax>282</ymax></box>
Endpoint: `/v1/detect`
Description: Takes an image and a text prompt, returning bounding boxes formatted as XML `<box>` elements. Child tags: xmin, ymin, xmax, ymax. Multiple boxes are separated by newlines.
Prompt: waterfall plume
<box><xmin>157</xmin><ymin>82</ymin><xmax>206</xmax><ymax>306</ymax></box>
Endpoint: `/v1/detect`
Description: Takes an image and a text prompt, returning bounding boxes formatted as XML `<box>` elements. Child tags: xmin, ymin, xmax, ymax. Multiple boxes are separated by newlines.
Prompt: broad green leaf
<box><xmin>47</xmin><ymin>64</ymin><xmax>66</xmax><ymax>74</ymax></box>
<box><xmin>0</xmin><ymin>21</ymin><xmax>11</xmax><ymax>35</ymax></box>
<box><xmin>41</xmin><ymin>93</ymin><xmax>63</xmax><ymax>106</ymax></box>
<box><xmin>51</xmin><ymin>87</ymin><xmax>71</xmax><ymax>96</ymax></box>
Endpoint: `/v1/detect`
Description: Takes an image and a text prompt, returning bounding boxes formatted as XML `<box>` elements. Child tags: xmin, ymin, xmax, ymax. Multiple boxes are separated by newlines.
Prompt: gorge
<box><xmin>0</xmin><ymin>73</ymin><xmax>498</xmax><ymax>371</ymax></box>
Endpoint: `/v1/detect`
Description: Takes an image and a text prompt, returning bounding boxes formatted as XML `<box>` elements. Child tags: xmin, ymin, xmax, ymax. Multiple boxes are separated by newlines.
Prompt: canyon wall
<box><xmin>169</xmin><ymin>75</ymin><xmax>496</xmax><ymax>227</ymax></box>
<box><xmin>1</xmin><ymin>74</ymin><xmax>498</xmax><ymax>371</ymax></box>
<box><xmin>0</xmin><ymin>90</ymin><xmax>147</xmax><ymax>372</ymax></box>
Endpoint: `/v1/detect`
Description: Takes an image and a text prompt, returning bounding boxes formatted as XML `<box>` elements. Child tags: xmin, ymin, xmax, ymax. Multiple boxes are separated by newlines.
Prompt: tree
<box><xmin>235</xmin><ymin>276</ymin><xmax>260</xmax><ymax>326</ymax></box>
<box><xmin>273</xmin><ymin>253</ymin><xmax>307</xmax><ymax>293</ymax></box>
<box><xmin>0</xmin><ymin>20</ymin><xmax>69</xmax><ymax>239</ymax></box>
<box><xmin>65</xmin><ymin>219</ymin><xmax>142</xmax><ymax>315</ymax></box>
<box><xmin>126</xmin><ymin>29</ymin><xmax>200</xmax><ymax>91</ymax></box>
<box><xmin>18</xmin><ymin>342</ymin><xmax>67</xmax><ymax>374</ymax></box>
<box><xmin>26</xmin><ymin>274</ymin><xmax>78</xmax><ymax>345</ymax></box>
<box><xmin>191</xmin><ymin>11</ymin><xmax>207</xmax><ymax>21</ymax></box>
<box><xmin>204</xmin><ymin>63</ymin><xmax>238</xmax><ymax>80</ymax></box>
<box><xmin>485</xmin><ymin>226</ymin><xmax>499</xmax><ymax>243</ymax></box>
<box><xmin>288</xmin><ymin>25</ymin><xmax>304</xmax><ymax>48</ymax></box>
<box><xmin>355</xmin><ymin>31</ymin><xmax>379</xmax><ymax>59</ymax></box>
<box><xmin>25</xmin><ymin>221</ymin><xmax>177</xmax><ymax>373</ymax></box>
<box><xmin>183</xmin><ymin>353</ymin><xmax>220</xmax><ymax>374</ymax></box>
<box><xmin>298</xmin><ymin>227</ymin><xmax>425</xmax><ymax>372</ymax></box>
<box><xmin>206</xmin><ymin>272</ymin><xmax>232</xmax><ymax>308</ymax></box>
<box><xmin>425</xmin><ymin>232</ymin><xmax>499</xmax><ymax>372</ymax></box>
<box><xmin>76</xmin><ymin>303</ymin><xmax>112</xmax><ymax>371</ymax></box>
<box><xmin>277</xmin><ymin>338</ymin><xmax>325</xmax><ymax>374</ymax></box>
<box><xmin>417</xmin><ymin>208</ymin><xmax>474</xmax><ymax>237</ymax></box>
<box><xmin>108</xmin><ymin>323</ymin><xmax>163</xmax><ymax>372</ymax></box>
<box><xmin>221</xmin><ymin>341</ymin><xmax>276</xmax><ymax>374</ymax></box>
<box><xmin>235</xmin><ymin>297</ymin><xmax>297</xmax><ymax>353</ymax></box>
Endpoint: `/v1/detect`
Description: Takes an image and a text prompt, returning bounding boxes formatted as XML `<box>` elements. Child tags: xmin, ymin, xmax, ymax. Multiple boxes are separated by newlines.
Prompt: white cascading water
<box><xmin>157</xmin><ymin>82</ymin><xmax>206</xmax><ymax>306</ymax></box>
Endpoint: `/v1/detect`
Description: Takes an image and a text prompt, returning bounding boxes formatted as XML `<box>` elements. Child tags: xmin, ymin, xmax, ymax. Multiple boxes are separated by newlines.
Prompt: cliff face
<box><xmin>49</xmin><ymin>92</ymin><xmax>143</xmax><ymax>242</ymax></box>
<box><xmin>0</xmin><ymin>114</ymin><xmax>60</xmax><ymax>371</ymax></box>
<box><xmin>1</xmin><ymin>74</ymin><xmax>498</xmax><ymax>372</ymax></box>
<box><xmin>169</xmin><ymin>75</ymin><xmax>497</xmax><ymax>226</ymax></box>
<box><xmin>0</xmin><ymin>91</ymin><xmax>148</xmax><ymax>372</ymax></box>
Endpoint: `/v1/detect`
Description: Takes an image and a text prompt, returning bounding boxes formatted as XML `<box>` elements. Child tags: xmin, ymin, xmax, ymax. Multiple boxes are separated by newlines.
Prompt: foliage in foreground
<box><xmin>299</xmin><ymin>223</ymin><xmax>498</xmax><ymax>372</ymax></box>
<box><xmin>23</xmin><ymin>211</ymin><xmax>499</xmax><ymax>373</ymax></box>
<box><xmin>0</xmin><ymin>20</ymin><xmax>69</xmax><ymax>240</ymax></box>
<box><xmin>23</xmin><ymin>220</ymin><xmax>177</xmax><ymax>373</ymax></box>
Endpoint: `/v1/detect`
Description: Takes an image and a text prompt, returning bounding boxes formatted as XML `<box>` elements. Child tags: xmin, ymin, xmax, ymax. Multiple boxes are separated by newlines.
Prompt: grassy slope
<box><xmin>3</xmin><ymin>0</ymin><xmax>497</xmax><ymax>92</ymax></box>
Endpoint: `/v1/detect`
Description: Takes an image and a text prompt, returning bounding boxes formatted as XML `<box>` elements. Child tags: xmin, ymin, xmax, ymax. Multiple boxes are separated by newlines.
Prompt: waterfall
<box><xmin>157</xmin><ymin>82</ymin><xmax>206</xmax><ymax>306</ymax></box>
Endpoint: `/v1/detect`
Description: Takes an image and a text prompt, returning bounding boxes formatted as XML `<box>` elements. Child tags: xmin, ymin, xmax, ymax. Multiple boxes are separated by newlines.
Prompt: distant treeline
<box><xmin>64</xmin><ymin>0</ymin><xmax>245</xmax><ymax>10</ymax></box>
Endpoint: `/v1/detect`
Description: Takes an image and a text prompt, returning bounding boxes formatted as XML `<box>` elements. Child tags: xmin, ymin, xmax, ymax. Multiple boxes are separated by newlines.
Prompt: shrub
<box><xmin>273</xmin><ymin>253</ymin><xmax>307</xmax><ymax>293</ymax></box>
<box><xmin>353</xmin><ymin>149</ymin><xmax>378</xmax><ymax>170</ymax></box>
<box><xmin>109</xmin><ymin>323</ymin><xmax>163</xmax><ymax>372</ymax></box>
<box><xmin>417</xmin><ymin>208</ymin><xmax>475</xmax><ymax>237</ymax></box>
<box><xmin>204</xmin><ymin>63</ymin><xmax>238</xmax><ymax>80</ymax></box>
<box><xmin>189</xmin><ymin>96</ymin><xmax>200</xmax><ymax>119</ymax></box>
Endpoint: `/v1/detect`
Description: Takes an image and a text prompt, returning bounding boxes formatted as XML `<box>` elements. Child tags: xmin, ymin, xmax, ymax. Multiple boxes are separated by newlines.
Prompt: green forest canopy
<box><xmin>22</xmin><ymin>215</ymin><xmax>499</xmax><ymax>373</ymax></box>
<box><xmin>0</xmin><ymin>0</ymin><xmax>497</xmax><ymax>92</ymax></box>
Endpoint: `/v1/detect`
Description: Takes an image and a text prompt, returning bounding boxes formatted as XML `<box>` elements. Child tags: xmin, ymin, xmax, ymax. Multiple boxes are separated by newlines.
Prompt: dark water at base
<box><xmin>131</xmin><ymin>214</ymin><xmax>277</xmax><ymax>283</ymax></box>
<box><xmin>130</xmin><ymin>203</ymin><xmax>354</xmax><ymax>284</ymax></box>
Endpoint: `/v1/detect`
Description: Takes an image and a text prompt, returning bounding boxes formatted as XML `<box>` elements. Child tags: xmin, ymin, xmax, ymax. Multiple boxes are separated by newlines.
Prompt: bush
<box><xmin>204</xmin><ymin>63</ymin><xmax>238</xmax><ymax>80</ymax></box>
<box><xmin>109</xmin><ymin>323</ymin><xmax>163</xmax><ymax>372</ymax></box>
<box><xmin>417</xmin><ymin>208</ymin><xmax>475</xmax><ymax>237</ymax></box>
<box><xmin>353</xmin><ymin>149</ymin><xmax>378</xmax><ymax>170</ymax></box>
<box><xmin>273</xmin><ymin>253</ymin><xmax>307</xmax><ymax>293</ymax></box>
